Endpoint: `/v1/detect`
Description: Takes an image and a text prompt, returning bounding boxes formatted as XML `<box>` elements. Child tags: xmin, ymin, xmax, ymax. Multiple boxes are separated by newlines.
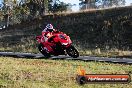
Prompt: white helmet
<box><xmin>46</xmin><ymin>24</ymin><xmax>54</xmax><ymax>32</ymax></box>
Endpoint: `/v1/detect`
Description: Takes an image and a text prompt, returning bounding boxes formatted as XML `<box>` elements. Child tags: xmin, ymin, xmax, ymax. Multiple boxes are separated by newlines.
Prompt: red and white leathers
<box><xmin>41</xmin><ymin>28</ymin><xmax>56</xmax><ymax>52</ymax></box>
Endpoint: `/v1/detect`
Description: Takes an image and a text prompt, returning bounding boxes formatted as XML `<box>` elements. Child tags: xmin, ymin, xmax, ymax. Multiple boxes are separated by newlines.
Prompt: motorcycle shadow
<box><xmin>0</xmin><ymin>53</ymin><xmax>80</xmax><ymax>60</ymax></box>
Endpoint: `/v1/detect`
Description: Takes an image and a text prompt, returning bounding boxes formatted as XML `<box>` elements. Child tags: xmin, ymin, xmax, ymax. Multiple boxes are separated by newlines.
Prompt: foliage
<box><xmin>79</xmin><ymin>0</ymin><xmax>126</xmax><ymax>10</ymax></box>
<box><xmin>48</xmin><ymin>0</ymin><xmax>69</xmax><ymax>13</ymax></box>
<box><xmin>0</xmin><ymin>0</ymin><xmax>70</xmax><ymax>27</ymax></box>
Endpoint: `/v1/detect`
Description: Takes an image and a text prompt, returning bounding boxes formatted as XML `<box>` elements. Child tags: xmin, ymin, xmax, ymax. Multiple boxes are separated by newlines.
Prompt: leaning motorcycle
<box><xmin>36</xmin><ymin>31</ymin><xmax>79</xmax><ymax>58</ymax></box>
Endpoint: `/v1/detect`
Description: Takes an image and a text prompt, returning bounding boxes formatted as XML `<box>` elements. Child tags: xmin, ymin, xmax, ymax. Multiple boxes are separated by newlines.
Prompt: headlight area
<box><xmin>62</xmin><ymin>43</ymin><xmax>68</xmax><ymax>45</ymax></box>
<box><xmin>59</xmin><ymin>35</ymin><xmax>67</xmax><ymax>40</ymax></box>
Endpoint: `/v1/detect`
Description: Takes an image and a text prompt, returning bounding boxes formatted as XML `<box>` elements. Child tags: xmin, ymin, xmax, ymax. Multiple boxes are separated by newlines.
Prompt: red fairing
<box><xmin>37</xmin><ymin>31</ymin><xmax>71</xmax><ymax>51</ymax></box>
<box><xmin>36</xmin><ymin>35</ymin><xmax>42</xmax><ymax>43</ymax></box>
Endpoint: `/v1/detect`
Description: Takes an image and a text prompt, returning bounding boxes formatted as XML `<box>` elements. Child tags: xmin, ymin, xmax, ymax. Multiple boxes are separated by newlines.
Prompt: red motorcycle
<box><xmin>36</xmin><ymin>31</ymin><xmax>79</xmax><ymax>58</ymax></box>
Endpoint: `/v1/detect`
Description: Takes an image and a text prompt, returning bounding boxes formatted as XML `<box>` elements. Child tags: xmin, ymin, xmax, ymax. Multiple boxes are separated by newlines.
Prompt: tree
<box><xmin>2</xmin><ymin>0</ymin><xmax>14</xmax><ymax>27</ymax></box>
<box><xmin>66</xmin><ymin>3</ymin><xmax>73</xmax><ymax>12</ymax></box>
<box><xmin>25</xmin><ymin>0</ymin><xmax>48</xmax><ymax>17</ymax></box>
<box><xmin>48</xmin><ymin>0</ymin><xmax>69</xmax><ymax>13</ymax></box>
<box><xmin>101</xmin><ymin>0</ymin><xmax>126</xmax><ymax>7</ymax></box>
<box><xmin>0</xmin><ymin>0</ymin><xmax>72</xmax><ymax>27</ymax></box>
<box><xmin>79</xmin><ymin>0</ymin><xmax>100</xmax><ymax>10</ymax></box>
<box><xmin>79</xmin><ymin>0</ymin><xmax>126</xmax><ymax>10</ymax></box>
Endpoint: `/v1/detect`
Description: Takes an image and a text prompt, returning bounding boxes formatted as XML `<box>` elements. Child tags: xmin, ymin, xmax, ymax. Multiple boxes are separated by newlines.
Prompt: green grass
<box><xmin>0</xmin><ymin>56</ymin><xmax>132</xmax><ymax>88</ymax></box>
<box><xmin>78</xmin><ymin>49</ymin><xmax>132</xmax><ymax>58</ymax></box>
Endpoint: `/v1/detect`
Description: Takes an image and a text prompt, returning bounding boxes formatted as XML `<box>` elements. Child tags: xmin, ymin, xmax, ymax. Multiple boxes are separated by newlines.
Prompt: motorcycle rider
<box><xmin>41</xmin><ymin>24</ymin><xmax>57</xmax><ymax>52</ymax></box>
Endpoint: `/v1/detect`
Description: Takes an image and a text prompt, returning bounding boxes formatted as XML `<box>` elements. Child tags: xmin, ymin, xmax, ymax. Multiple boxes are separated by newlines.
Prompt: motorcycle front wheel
<box><xmin>66</xmin><ymin>45</ymin><xmax>79</xmax><ymax>58</ymax></box>
<box><xmin>38</xmin><ymin>43</ymin><xmax>51</xmax><ymax>58</ymax></box>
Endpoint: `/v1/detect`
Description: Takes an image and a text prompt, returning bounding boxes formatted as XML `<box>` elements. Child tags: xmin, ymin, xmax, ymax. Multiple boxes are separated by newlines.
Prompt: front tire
<box><xmin>66</xmin><ymin>45</ymin><xmax>79</xmax><ymax>58</ymax></box>
<box><xmin>38</xmin><ymin>43</ymin><xmax>51</xmax><ymax>58</ymax></box>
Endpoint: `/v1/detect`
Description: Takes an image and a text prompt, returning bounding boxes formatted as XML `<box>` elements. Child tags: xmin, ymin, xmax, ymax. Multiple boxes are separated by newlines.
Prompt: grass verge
<box><xmin>0</xmin><ymin>56</ymin><xmax>132</xmax><ymax>88</ymax></box>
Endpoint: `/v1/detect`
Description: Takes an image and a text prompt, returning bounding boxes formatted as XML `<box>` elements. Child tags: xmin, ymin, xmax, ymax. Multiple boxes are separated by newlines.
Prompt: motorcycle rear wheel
<box><xmin>66</xmin><ymin>45</ymin><xmax>79</xmax><ymax>58</ymax></box>
<box><xmin>38</xmin><ymin>43</ymin><xmax>51</xmax><ymax>58</ymax></box>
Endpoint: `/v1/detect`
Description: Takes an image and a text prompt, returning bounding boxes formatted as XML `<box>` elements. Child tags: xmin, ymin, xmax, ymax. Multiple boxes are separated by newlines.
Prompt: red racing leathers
<box><xmin>41</xmin><ymin>29</ymin><xmax>57</xmax><ymax>52</ymax></box>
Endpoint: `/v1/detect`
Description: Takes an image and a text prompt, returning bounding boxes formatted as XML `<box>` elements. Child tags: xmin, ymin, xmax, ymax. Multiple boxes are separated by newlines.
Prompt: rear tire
<box><xmin>66</xmin><ymin>45</ymin><xmax>79</xmax><ymax>58</ymax></box>
<box><xmin>38</xmin><ymin>43</ymin><xmax>51</xmax><ymax>58</ymax></box>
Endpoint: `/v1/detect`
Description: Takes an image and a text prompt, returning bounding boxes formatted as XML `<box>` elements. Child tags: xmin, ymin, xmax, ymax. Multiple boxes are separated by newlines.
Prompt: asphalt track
<box><xmin>0</xmin><ymin>52</ymin><xmax>132</xmax><ymax>64</ymax></box>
